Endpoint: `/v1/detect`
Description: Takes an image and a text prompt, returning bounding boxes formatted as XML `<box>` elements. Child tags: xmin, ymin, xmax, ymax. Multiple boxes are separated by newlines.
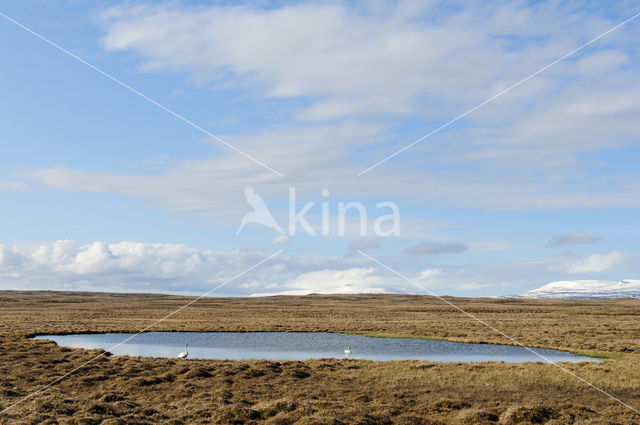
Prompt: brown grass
<box><xmin>0</xmin><ymin>291</ymin><xmax>639</xmax><ymax>424</ymax></box>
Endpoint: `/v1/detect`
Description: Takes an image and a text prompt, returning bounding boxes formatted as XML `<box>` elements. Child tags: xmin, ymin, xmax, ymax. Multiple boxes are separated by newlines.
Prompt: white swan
<box><xmin>344</xmin><ymin>346</ymin><xmax>351</xmax><ymax>356</ymax></box>
<box><xmin>177</xmin><ymin>344</ymin><xmax>188</xmax><ymax>360</ymax></box>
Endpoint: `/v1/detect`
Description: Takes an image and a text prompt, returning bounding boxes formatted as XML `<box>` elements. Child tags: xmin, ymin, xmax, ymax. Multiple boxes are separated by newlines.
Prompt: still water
<box><xmin>34</xmin><ymin>332</ymin><xmax>600</xmax><ymax>363</ymax></box>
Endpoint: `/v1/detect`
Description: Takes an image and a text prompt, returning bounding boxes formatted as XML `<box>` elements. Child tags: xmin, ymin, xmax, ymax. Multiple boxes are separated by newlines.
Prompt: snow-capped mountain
<box><xmin>518</xmin><ymin>279</ymin><xmax>640</xmax><ymax>299</ymax></box>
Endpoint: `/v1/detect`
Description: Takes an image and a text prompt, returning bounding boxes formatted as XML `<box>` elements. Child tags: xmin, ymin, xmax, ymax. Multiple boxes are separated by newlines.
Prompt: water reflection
<box><xmin>34</xmin><ymin>332</ymin><xmax>600</xmax><ymax>363</ymax></box>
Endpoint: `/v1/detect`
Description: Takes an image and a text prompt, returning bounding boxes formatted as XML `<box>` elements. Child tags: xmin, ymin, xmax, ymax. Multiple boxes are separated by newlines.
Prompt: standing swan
<box><xmin>177</xmin><ymin>344</ymin><xmax>188</xmax><ymax>360</ymax></box>
<box><xmin>344</xmin><ymin>346</ymin><xmax>351</xmax><ymax>357</ymax></box>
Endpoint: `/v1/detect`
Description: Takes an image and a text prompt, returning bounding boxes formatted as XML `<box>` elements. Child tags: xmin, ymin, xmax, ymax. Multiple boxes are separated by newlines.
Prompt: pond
<box><xmin>34</xmin><ymin>332</ymin><xmax>600</xmax><ymax>363</ymax></box>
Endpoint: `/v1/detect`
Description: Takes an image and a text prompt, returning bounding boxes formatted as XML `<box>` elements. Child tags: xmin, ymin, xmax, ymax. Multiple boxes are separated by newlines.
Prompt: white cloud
<box><xmin>564</xmin><ymin>251</ymin><xmax>629</xmax><ymax>274</ymax></box>
<box><xmin>250</xmin><ymin>267</ymin><xmax>399</xmax><ymax>296</ymax></box>
<box><xmin>270</xmin><ymin>235</ymin><xmax>291</xmax><ymax>246</ymax></box>
<box><xmin>0</xmin><ymin>179</ymin><xmax>29</xmax><ymax>192</ymax></box>
<box><xmin>97</xmin><ymin>2</ymin><xmax>640</xmax><ymax>126</ymax></box>
<box><xmin>418</xmin><ymin>268</ymin><xmax>442</xmax><ymax>280</ymax></box>
<box><xmin>19</xmin><ymin>1</ymin><xmax>640</xmax><ymax>214</ymax></box>
<box><xmin>98</xmin><ymin>2</ymin><xmax>501</xmax><ymax>120</ymax></box>
<box><xmin>0</xmin><ymin>240</ymin><xmax>265</xmax><ymax>293</ymax></box>
<box><xmin>0</xmin><ymin>240</ymin><xmax>400</xmax><ymax>295</ymax></box>
<box><xmin>459</xmin><ymin>282</ymin><xmax>493</xmax><ymax>290</ymax></box>
<box><xmin>1</xmin><ymin>240</ymin><xmax>637</xmax><ymax>296</ymax></box>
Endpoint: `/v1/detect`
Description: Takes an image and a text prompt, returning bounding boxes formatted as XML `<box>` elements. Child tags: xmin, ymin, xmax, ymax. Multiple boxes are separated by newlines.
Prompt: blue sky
<box><xmin>1</xmin><ymin>0</ymin><xmax>639</xmax><ymax>296</ymax></box>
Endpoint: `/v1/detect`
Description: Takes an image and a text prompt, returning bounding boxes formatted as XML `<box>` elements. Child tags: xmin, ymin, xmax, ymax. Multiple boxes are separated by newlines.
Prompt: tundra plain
<box><xmin>0</xmin><ymin>292</ymin><xmax>639</xmax><ymax>424</ymax></box>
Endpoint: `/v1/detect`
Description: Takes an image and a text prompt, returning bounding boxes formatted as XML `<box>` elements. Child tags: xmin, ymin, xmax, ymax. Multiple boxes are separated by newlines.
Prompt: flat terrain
<box><xmin>0</xmin><ymin>292</ymin><xmax>639</xmax><ymax>424</ymax></box>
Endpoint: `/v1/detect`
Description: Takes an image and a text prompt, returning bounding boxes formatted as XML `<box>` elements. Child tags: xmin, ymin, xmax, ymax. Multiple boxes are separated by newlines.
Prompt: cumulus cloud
<box><xmin>0</xmin><ymin>240</ymin><xmax>405</xmax><ymax>295</ymax></box>
<box><xmin>546</xmin><ymin>232</ymin><xmax>603</xmax><ymax>247</ymax></box>
<box><xmin>250</xmin><ymin>267</ymin><xmax>399</xmax><ymax>296</ymax></box>
<box><xmin>404</xmin><ymin>241</ymin><xmax>468</xmax><ymax>256</ymax></box>
<box><xmin>2</xmin><ymin>240</ymin><xmax>636</xmax><ymax>296</ymax></box>
<box><xmin>0</xmin><ymin>240</ymin><xmax>279</xmax><ymax>293</ymax></box>
<box><xmin>0</xmin><ymin>240</ymin><xmax>471</xmax><ymax>296</ymax></box>
<box><xmin>564</xmin><ymin>251</ymin><xmax>629</xmax><ymax>274</ymax></box>
<box><xmin>418</xmin><ymin>268</ymin><xmax>443</xmax><ymax>281</ymax></box>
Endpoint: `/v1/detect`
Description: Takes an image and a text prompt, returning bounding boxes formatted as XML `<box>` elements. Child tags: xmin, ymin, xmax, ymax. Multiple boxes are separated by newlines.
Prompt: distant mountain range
<box><xmin>517</xmin><ymin>279</ymin><xmax>640</xmax><ymax>299</ymax></box>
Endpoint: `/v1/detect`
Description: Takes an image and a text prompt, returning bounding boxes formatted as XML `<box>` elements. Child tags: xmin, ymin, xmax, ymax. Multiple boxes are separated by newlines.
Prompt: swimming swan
<box><xmin>177</xmin><ymin>344</ymin><xmax>188</xmax><ymax>360</ymax></box>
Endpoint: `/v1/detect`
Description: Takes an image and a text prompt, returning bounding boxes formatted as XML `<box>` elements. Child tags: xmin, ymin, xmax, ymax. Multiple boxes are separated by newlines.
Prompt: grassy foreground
<box><xmin>0</xmin><ymin>292</ymin><xmax>639</xmax><ymax>424</ymax></box>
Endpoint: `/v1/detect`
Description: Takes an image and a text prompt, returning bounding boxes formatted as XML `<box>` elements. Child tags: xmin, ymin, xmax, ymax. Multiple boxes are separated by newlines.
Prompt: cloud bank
<box><xmin>0</xmin><ymin>240</ymin><xmax>401</xmax><ymax>295</ymax></box>
<box><xmin>1</xmin><ymin>240</ymin><xmax>635</xmax><ymax>296</ymax></box>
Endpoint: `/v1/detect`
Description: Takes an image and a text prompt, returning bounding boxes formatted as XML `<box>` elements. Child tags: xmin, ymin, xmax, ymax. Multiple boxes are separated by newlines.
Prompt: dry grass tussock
<box><xmin>0</xmin><ymin>291</ymin><xmax>639</xmax><ymax>424</ymax></box>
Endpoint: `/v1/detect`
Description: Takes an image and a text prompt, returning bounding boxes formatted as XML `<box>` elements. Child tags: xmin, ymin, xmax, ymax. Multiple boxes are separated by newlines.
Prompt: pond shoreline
<box><xmin>33</xmin><ymin>331</ymin><xmax>602</xmax><ymax>363</ymax></box>
<box><xmin>29</xmin><ymin>329</ymin><xmax>620</xmax><ymax>360</ymax></box>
